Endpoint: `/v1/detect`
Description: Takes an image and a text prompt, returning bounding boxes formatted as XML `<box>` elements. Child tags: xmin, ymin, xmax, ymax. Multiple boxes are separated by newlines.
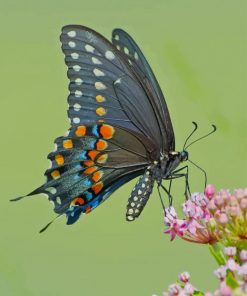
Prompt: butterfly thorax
<box><xmin>151</xmin><ymin>150</ymin><xmax>188</xmax><ymax>183</ymax></box>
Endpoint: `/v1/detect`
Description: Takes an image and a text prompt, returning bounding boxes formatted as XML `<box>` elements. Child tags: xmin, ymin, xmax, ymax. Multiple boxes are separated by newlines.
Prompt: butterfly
<box><xmin>11</xmin><ymin>25</ymin><xmax>216</xmax><ymax>231</ymax></box>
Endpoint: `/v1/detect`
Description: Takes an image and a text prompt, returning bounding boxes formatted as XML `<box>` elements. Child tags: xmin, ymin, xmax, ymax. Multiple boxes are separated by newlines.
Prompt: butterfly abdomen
<box><xmin>126</xmin><ymin>169</ymin><xmax>154</xmax><ymax>221</ymax></box>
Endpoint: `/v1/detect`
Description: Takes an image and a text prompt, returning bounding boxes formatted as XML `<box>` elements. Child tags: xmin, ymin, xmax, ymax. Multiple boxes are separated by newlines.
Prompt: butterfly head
<box><xmin>180</xmin><ymin>150</ymin><xmax>189</xmax><ymax>162</ymax></box>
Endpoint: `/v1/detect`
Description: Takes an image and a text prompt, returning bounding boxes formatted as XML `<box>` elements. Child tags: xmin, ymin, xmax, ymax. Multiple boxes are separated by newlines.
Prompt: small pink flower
<box><xmin>226</xmin><ymin>258</ymin><xmax>239</xmax><ymax>271</ymax></box>
<box><xmin>240</xmin><ymin>250</ymin><xmax>247</xmax><ymax>262</ymax></box>
<box><xmin>184</xmin><ymin>282</ymin><xmax>195</xmax><ymax>294</ymax></box>
<box><xmin>218</xmin><ymin>281</ymin><xmax>232</xmax><ymax>296</ymax></box>
<box><xmin>224</xmin><ymin>246</ymin><xmax>236</xmax><ymax>257</ymax></box>
<box><xmin>214</xmin><ymin>266</ymin><xmax>227</xmax><ymax>280</ymax></box>
<box><xmin>205</xmin><ymin>184</ymin><xmax>215</xmax><ymax>199</ymax></box>
<box><xmin>240</xmin><ymin>197</ymin><xmax>247</xmax><ymax>210</ymax></box>
<box><xmin>167</xmin><ymin>283</ymin><xmax>181</xmax><ymax>294</ymax></box>
<box><xmin>234</xmin><ymin>188</ymin><xmax>245</xmax><ymax>199</ymax></box>
<box><xmin>214</xmin><ymin>194</ymin><xmax>224</xmax><ymax>208</ymax></box>
<box><xmin>191</xmin><ymin>192</ymin><xmax>209</xmax><ymax>207</ymax></box>
<box><xmin>217</xmin><ymin>212</ymin><xmax>228</xmax><ymax>224</ymax></box>
<box><xmin>179</xmin><ymin>271</ymin><xmax>190</xmax><ymax>283</ymax></box>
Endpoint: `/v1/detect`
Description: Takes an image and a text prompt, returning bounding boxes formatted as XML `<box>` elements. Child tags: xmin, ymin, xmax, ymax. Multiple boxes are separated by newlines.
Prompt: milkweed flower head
<box><xmin>159</xmin><ymin>247</ymin><xmax>247</xmax><ymax>295</ymax></box>
<box><xmin>164</xmin><ymin>185</ymin><xmax>247</xmax><ymax>248</ymax></box>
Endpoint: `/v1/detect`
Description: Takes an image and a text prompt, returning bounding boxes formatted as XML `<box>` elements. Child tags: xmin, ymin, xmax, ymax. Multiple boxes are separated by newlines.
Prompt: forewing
<box><xmin>61</xmin><ymin>25</ymin><xmax>163</xmax><ymax>153</ymax></box>
<box><xmin>112</xmin><ymin>29</ymin><xmax>175</xmax><ymax>152</ymax></box>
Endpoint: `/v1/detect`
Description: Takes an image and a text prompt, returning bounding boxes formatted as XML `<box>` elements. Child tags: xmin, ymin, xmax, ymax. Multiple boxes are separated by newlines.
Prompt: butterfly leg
<box><xmin>169</xmin><ymin>166</ymin><xmax>191</xmax><ymax>199</ymax></box>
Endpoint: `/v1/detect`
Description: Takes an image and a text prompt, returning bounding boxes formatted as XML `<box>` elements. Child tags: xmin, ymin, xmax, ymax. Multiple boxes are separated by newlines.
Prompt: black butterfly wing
<box><xmin>61</xmin><ymin>25</ymin><xmax>164</xmax><ymax>155</ymax></box>
<box><xmin>17</xmin><ymin>124</ymin><xmax>153</xmax><ymax>225</ymax></box>
<box><xmin>112</xmin><ymin>29</ymin><xmax>175</xmax><ymax>153</ymax></box>
<box><xmin>12</xmin><ymin>25</ymin><xmax>169</xmax><ymax>226</ymax></box>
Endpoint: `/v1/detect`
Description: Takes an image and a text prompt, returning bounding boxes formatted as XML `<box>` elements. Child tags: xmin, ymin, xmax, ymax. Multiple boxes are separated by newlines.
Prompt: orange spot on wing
<box><xmin>75</xmin><ymin>126</ymin><xmax>86</xmax><ymax>137</ymax></box>
<box><xmin>91</xmin><ymin>182</ymin><xmax>103</xmax><ymax>194</ymax></box>
<box><xmin>55</xmin><ymin>154</ymin><xmax>64</xmax><ymax>165</ymax></box>
<box><xmin>96</xmin><ymin>140</ymin><xmax>108</xmax><ymax>150</ymax></box>
<box><xmin>73</xmin><ymin>197</ymin><xmax>85</xmax><ymax>206</ymax></box>
<box><xmin>85</xmin><ymin>206</ymin><xmax>91</xmax><ymax>214</ymax></box>
<box><xmin>100</xmin><ymin>124</ymin><xmax>115</xmax><ymax>139</ymax></box>
<box><xmin>97</xmin><ymin>154</ymin><xmax>108</xmax><ymax>164</ymax></box>
<box><xmin>51</xmin><ymin>170</ymin><xmax>60</xmax><ymax>179</ymax></box>
<box><xmin>88</xmin><ymin>150</ymin><xmax>99</xmax><ymax>160</ymax></box>
<box><xmin>83</xmin><ymin>160</ymin><xmax>94</xmax><ymax>167</ymax></box>
<box><xmin>63</xmin><ymin>139</ymin><xmax>73</xmax><ymax>149</ymax></box>
<box><xmin>96</xmin><ymin>107</ymin><xmax>106</xmax><ymax>116</ymax></box>
<box><xmin>96</xmin><ymin>95</ymin><xmax>105</xmax><ymax>102</ymax></box>
<box><xmin>92</xmin><ymin>171</ymin><xmax>103</xmax><ymax>182</ymax></box>
<box><xmin>84</xmin><ymin>166</ymin><xmax>97</xmax><ymax>175</ymax></box>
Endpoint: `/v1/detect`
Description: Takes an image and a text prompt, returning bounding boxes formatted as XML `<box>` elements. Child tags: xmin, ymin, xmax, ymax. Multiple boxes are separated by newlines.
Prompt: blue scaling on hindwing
<box><xmin>84</xmin><ymin>190</ymin><xmax>93</xmax><ymax>201</ymax></box>
<box><xmin>92</xmin><ymin>125</ymin><xmax>99</xmax><ymax>137</ymax></box>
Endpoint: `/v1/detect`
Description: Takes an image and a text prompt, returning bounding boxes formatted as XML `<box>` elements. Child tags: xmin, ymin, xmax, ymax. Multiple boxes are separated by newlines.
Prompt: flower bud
<box><xmin>205</xmin><ymin>184</ymin><xmax>215</xmax><ymax>199</ymax></box>
<box><xmin>179</xmin><ymin>271</ymin><xmax>190</xmax><ymax>283</ymax></box>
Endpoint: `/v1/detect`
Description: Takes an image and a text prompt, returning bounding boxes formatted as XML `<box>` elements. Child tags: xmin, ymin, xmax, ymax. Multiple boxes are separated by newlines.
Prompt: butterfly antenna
<box><xmin>183</xmin><ymin>122</ymin><xmax>198</xmax><ymax>150</ymax></box>
<box><xmin>185</xmin><ymin>124</ymin><xmax>217</xmax><ymax>150</ymax></box>
<box><xmin>39</xmin><ymin>214</ymin><xmax>62</xmax><ymax>234</ymax></box>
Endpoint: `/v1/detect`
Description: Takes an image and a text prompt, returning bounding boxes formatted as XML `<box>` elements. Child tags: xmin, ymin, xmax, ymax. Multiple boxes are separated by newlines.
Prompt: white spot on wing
<box><xmin>46</xmin><ymin>187</ymin><xmax>57</xmax><ymax>194</ymax></box>
<box><xmin>128</xmin><ymin>209</ymin><xmax>134</xmax><ymax>214</ymax></box>
<box><xmin>114</xmin><ymin>34</ymin><xmax>119</xmax><ymax>40</ymax></box>
<box><xmin>73</xmin><ymin>103</ymin><xmax>81</xmax><ymax>111</ymax></box>
<box><xmin>131</xmin><ymin>202</ymin><xmax>135</xmax><ymax>207</ymax></box>
<box><xmin>75</xmin><ymin>78</ymin><xmax>83</xmax><ymax>85</ymax></box>
<box><xmin>138</xmin><ymin>190</ymin><xmax>142</xmax><ymax>195</ymax></box>
<box><xmin>71</xmin><ymin>52</ymin><xmax>79</xmax><ymax>59</ymax></box>
<box><xmin>134</xmin><ymin>52</ymin><xmax>139</xmax><ymax>60</ymax></box>
<box><xmin>69</xmin><ymin>41</ymin><xmax>76</xmax><ymax>48</ymax></box>
<box><xmin>75</xmin><ymin>90</ymin><xmax>82</xmax><ymax>97</ymax></box>
<box><xmin>73</xmin><ymin>65</ymin><xmax>81</xmax><ymax>72</ymax></box>
<box><xmin>85</xmin><ymin>44</ymin><xmax>95</xmax><ymax>53</ymax></box>
<box><xmin>73</xmin><ymin>117</ymin><xmax>80</xmax><ymax>124</ymax></box>
<box><xmin>133</xmin><ymin>196</ymin><xmax>138</xmax><ymax>201</ymax></box>
<box><xmin>116</xmin><ymin>45</ymin><xmax>121</xmax><ymax>50</ymax></box>
<box><xmin>93</xmin><ymin>68</ymin><xmax>105</xmax><ymax>77</ymax></box>
<box><xmin>124</xmin><ymin>47</ymin><xmax>129</xmax><ymax>54</ymax></box>
<box><xmin>95</xmin><ymin>81</ymin><xmax>106</xmax><ymax>90</ymax></box>
<box><xmin>92</xmin><ymin>57</ymin><xmax>102</xmax><ymax>65</ymax></box>
<box><xmin>105</xmin><ymin>51</ymin><xmax>115</xmax><ymax>60</ymax></box>
<box><xmin>114</xmin><ymin>78</ymin><xmax>121</xmax><ymax>84</ymax></box>
<box><xmin>67</xmin><ymin>31</ymin><xmax>76</xmax><ymax>37</ymax></box>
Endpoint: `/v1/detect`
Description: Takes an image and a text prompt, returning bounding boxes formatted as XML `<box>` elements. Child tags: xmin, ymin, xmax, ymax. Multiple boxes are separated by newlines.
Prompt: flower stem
<box><xmin>208</xmin><ymin>243</ymin><xmax>226</xmax><ymax>265</ymax></box>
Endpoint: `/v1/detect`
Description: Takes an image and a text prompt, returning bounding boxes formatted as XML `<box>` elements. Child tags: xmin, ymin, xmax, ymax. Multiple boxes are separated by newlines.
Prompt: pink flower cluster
<box><xmin>160</xmin><ymin>247</ymin><xmax>247</xmax><ymax>296</ymax></box>
<box><xmin>164</xmin><ymin>186</ymin><xmax>247</xmax><ymax>245</ymax></box>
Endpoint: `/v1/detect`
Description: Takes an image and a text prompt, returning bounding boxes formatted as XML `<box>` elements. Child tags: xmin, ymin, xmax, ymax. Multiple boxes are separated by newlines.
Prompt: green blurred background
<box><xmin>0</xmin><ymin>0</ymin><xmax>246</xmax><ymax>295</ymax></box>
